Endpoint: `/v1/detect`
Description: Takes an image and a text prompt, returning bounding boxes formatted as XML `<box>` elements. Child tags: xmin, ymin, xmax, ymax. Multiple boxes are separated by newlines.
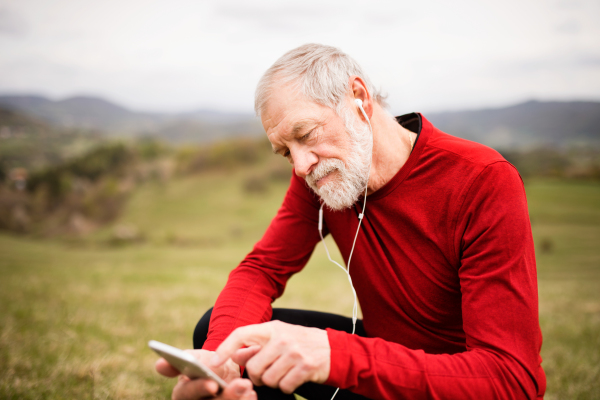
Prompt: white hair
<box><xmin>255</xmin><ymin>43</ymin><xmax>387</xmax><ymax>117</ymax></box>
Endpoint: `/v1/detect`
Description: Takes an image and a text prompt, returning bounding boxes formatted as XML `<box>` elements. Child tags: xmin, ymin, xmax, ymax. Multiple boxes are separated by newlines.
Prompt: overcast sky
<box><xmin>0</xmin><ymin>0</ymin><xmax>599</xmax><ymax>115</ymax></box>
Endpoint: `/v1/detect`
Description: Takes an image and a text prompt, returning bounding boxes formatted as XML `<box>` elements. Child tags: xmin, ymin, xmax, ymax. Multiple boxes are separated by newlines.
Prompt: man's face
<box><xmin>261</xmin><ymin>84</ymin><xmax>372</xmax><ymax>210</ymax></box>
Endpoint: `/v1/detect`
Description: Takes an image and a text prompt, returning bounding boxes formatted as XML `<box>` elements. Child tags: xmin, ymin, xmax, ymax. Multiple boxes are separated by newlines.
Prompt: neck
<box><xmin>366</xmin><ymin>105</ymin><xmax>416</xmax><ymax>194</ymax></box>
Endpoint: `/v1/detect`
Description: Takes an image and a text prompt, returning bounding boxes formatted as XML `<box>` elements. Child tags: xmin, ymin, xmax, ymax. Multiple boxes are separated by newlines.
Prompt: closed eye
<box><xmin>300</xmin><ymin>129</ymin><xmax>314</xmax><ymax>141</ymax></box>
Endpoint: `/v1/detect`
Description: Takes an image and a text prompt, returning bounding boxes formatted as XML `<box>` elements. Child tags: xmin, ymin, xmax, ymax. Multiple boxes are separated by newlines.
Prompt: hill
<box><xmin>0</xmin><ymin>107</ymin><xmax>102</xmax><ymax>172</ymax></box>
<box><xmin>0</xmin><ymin>95</ymin><xmax>135</xmax><ymax>130</ymax></box>
<box><xmin>1</xmin><ymin>95</ymin><xmax>600</xmax><ymax>148</ymax></box>
<box><xmin>0</xmin><ymin>95</ymin><xmax>263</xmax><ymax>143</ymax></box>
<box><xmin>427</xmin><ymin>100</ymin><xmax>600</xmax><ymax>149</ymax></box>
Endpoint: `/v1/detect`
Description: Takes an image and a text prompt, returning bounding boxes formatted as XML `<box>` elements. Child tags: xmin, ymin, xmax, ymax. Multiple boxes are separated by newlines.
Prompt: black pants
<box><xmin>193</xmin><ymin>308</ymin><xmax>371</xmax><ymax>400</ymax></box>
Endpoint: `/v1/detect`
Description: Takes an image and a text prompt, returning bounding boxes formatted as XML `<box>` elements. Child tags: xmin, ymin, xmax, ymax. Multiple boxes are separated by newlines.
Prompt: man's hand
<box><xmin>155</xmin><ymin>348</ymin><xmax>257</xmax><ymax>400</ymax></box>
<box><xmin>210</xmin><ymin>320</ymin><xmax>331</xmax><ymax>394</ymax></box>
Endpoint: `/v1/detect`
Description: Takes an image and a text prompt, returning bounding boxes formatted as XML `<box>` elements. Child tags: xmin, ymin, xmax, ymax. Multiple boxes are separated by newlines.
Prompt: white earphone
<box><xmin>318</xmin><ymin>97</ymin><xmax>372</xmax><ymax>332</ymax></box>
<box><xmin>319</xmin><ymin>97</ymin><xmax>372</xmax><ymax>400</ymax></box>
<box><xmin>319</xmin><ymin>98</ymin><xmax>415</xmax><ymax>400</ymax></box>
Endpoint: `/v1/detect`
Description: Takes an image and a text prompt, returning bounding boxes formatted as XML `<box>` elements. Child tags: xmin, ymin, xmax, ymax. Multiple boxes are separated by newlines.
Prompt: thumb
<box><xmin>231</xmin><ymin>345</ymin><xmax>261</xmax><ymax>366</ymax></box>
<box><xmin>155</xmin><ymin>357</ymin><xmax>180</xmax><ymax>377</ymax></box>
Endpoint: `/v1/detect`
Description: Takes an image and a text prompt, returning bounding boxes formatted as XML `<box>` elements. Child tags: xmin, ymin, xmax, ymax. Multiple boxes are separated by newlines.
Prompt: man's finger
<box><xmin>211</xmin><ymin>324</ymin><xmax>272</xmax><ymax>367</ymax></box>
<box><xmin>278</xmin><ymin>364</ymin><xmax>308</xmax><ymax>395</ymax></box>
<box><xmin>244</xmin><ymin>340</ymin><xmax>287</xmax><ymax>386</ymax></box>
<box><xmin>231</xmin><ymin>345</ymin><xmax>261</xmax><ymax>366</ymax></box>
<box><xmin>155</xmin><ymin>357</ymin><xmax>180</xmax><ymax>377</ymax></box>
<box><xmin>259</xmin><ymin>351</ymin><xmax>297</xmax><ymax>390</ymax></box>
<box><xmin>220</xmin><ymin>378</ymin><xmax>256</xmax><ymax>399</ymax></box>
<box><xmin>172</xmin><ymin>376</ymin><xmax>220</xmax><ymax>400</ymax></box>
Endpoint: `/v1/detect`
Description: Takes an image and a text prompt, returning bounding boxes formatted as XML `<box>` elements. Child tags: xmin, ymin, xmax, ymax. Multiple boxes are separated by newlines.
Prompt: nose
<box><xmin>291</xmin><ymin>147</ymin><xmax>319</xmax><ymax>179</ymax></box>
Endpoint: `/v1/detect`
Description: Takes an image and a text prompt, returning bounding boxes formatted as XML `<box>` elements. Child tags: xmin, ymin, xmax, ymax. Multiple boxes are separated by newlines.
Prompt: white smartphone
<box><xmin>149</xmin><ymin>340</ymin><xmax>228</xmax><ymax>390</ymax></box>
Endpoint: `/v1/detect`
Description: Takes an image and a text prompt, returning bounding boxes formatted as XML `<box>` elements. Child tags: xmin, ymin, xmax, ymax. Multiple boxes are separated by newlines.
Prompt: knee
<box><xmin>193</xmin><ymin>307</ymin><xmax>213</xmax><ymax>349</ymax></box>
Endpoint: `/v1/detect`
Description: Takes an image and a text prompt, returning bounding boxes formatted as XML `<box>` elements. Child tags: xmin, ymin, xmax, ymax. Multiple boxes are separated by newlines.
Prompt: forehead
<box><xmin>260</xmin><ymin>84</ymin><xmax>331</xmax><ymax>139</ymax></box>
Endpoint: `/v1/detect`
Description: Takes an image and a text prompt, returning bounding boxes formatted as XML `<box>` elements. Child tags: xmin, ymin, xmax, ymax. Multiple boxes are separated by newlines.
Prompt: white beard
<box><xmin>305</xmin><ymin>106</ymin><xmax>372</xmax><ymax>211</ymax></box>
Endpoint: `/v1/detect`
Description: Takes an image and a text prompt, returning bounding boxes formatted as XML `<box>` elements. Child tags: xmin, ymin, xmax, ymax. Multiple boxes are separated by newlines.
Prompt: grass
<box><xmin>0</xmin><ymin>173</ymin><xmax>598</xmax><ymax>399</ymax></box>
<box><xmin>527</xmin><ymin>180</ymin><xmax>600</xmax><ymax>399</ymax></box>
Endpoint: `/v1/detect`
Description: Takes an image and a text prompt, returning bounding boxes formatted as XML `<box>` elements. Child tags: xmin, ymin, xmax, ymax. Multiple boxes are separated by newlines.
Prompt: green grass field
<box><xmin>1</xmin><ymin>172</ymin><xmax>599</xmax><ymax>399</ymax></box>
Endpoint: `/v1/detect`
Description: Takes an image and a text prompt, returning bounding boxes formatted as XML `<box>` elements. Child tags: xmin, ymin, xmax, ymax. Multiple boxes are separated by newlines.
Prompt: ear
<box><xmin>349</xmin><ymin>76</ymin><xmax>373</xmax><ymax>121</ymax></box>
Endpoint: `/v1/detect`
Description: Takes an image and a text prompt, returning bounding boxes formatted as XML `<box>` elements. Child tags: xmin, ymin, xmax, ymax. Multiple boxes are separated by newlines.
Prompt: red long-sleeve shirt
<box><xmin>203</xmin><ymin>114</ymin><xmax>546</xmax><ymax>399</ymax></box>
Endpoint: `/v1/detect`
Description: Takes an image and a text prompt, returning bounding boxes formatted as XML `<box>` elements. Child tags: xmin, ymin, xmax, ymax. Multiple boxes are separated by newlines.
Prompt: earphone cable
<box><xmin>319</xmin><ymin>100</ymin><xmax>373</xmax><ymax>400</ymax></box>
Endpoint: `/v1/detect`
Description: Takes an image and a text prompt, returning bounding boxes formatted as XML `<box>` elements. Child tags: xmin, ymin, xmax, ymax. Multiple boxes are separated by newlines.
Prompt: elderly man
<box><xmin>156</xmin><ymin>44</ymin><xmax>545</xmax><ymax>400</ymax></box>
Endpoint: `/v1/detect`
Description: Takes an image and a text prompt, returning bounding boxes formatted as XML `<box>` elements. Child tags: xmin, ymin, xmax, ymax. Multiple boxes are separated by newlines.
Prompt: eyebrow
<box><xmin>291</xmin><ymin>120</ymin><xmax>314</xmax><ymax>135</ymax></box>
<box><xmin>271</xmin><ymin>119</ymin><xmax>322</xmax><ymax>155</ymax></box>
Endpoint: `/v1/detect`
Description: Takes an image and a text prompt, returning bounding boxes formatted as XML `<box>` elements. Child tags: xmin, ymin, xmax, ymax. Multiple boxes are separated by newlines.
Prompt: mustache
<box><xmin>306</xmin><ymin>159</ymin><xmax>345</xmax><ymax>188</ymax></box>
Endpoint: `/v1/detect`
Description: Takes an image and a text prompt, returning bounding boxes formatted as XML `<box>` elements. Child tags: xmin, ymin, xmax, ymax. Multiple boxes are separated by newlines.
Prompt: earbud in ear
<box><xmin>354</xmin><ymin>98</ymin><xmax>369</xmax><ymax>122</ymax></box>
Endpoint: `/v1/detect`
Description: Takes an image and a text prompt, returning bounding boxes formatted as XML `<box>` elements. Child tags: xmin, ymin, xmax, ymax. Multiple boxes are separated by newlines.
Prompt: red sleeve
<box><xmin>202</xmin><ymin>173</ymin><xmax>323</xmax><ymax>351</ymax></box>
<box><xmin>325</xmin><ymin>162</ymin><xmax>545</xmax><ymax>400</ymax></box>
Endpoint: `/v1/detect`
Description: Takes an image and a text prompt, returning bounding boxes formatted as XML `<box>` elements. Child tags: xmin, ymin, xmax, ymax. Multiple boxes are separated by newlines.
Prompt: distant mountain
<box><xmin>1</xmin><ymin>94</ymin><xmax>599</xmax><ymax>148</ymax></box>
<box><xmin>0</xmin><ymin>107</ymin><xmax>103</xmax><ymax>171</ymax></box>
<box><xmin>427</xmin><ymin>100</ymin><xmax>600</xmax><ymax>149</ymax></box>
<box><xmin>0</xmin><ymin>106</ymin><xmax>49</xmax><ymax>133</ymax></box>
<box><xmin>0</xmin><ymin>95</ymin><xmax>136</xmax><ymax>130</ymax></box>
<box><xmin>0</xmin><ymin>94</ymin><xmax>262</xmax><ymax>143</ymax></box>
